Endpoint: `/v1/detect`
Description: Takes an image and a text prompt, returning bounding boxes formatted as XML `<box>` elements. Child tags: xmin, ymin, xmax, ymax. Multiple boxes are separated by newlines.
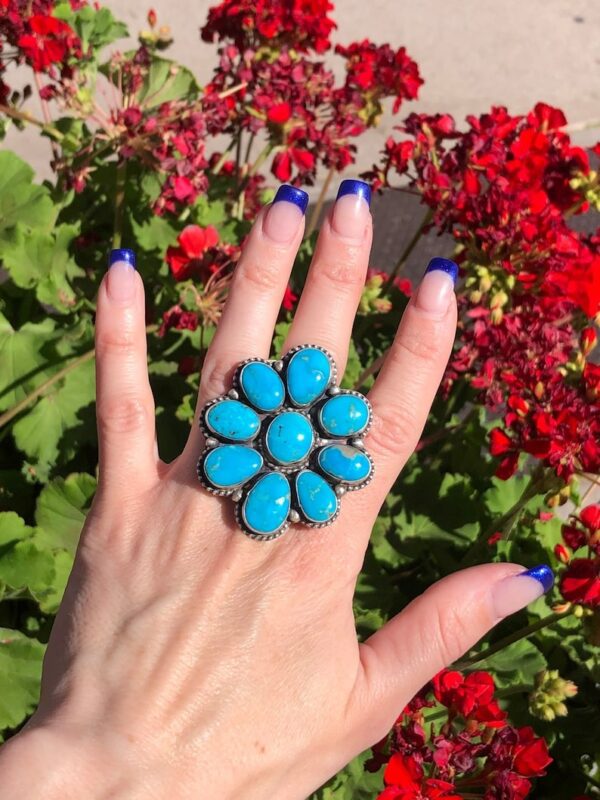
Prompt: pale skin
<box><xmin>0</xmin><ymin>188</ymin><xmax>543</xmax><ymax>799</ymax></box>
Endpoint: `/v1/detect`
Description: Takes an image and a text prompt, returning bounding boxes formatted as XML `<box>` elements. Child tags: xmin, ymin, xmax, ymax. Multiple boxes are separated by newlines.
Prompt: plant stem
<box><xmin>484</xmin><ymin>463</ymin><xmax>548</xmax><ymax>543</ymax></box>
<box><xmin>113</xmin><ymin>160</ymin><xmax>127</xmax><ymax>249</ymax></box>
<box><xmin>0</xmin><ymin>349</ymin><xmax>95</xmax><ymax>430</ymax></box>
<box><xmin>0</xmin><ymin>103</ymin><xmax>64</xmax><ymax>141</ymax></box>
<box><xmin>385</xmin><ymin>205</ymin><xmax>434</xmax><ymax>290</ymax></box>
<box><xmin>454</xmin><ymin>612</ymin><xmax>567</xmax><ymax>669</ymax></box>
<box><xmin>353</xmin><ymin>348</ymin><xmax>389</xmax><ymax>390</ymax></box>
<box><xmin>305</xmin><ymin>166</ymin><xmax>335</xmax><ymax>238</ymax></box>
<box><xmin>0</xmin><ymin>326</ymin><xmax>158</xmax><ymax>431</ymax></box>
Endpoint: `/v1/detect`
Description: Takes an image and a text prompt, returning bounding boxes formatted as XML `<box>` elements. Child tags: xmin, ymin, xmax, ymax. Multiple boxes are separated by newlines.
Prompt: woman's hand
<box><xmin>0</xmin><ymin>181</ymin><xmax>552</xmax><ymax>800</ymax></box>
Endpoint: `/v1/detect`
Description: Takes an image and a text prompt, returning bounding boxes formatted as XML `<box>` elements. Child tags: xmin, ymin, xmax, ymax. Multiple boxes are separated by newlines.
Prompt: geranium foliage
<box><xmin>0</xmin><ymin>1</ymin><xmax>599</xmax><ymax>796</ymax></box>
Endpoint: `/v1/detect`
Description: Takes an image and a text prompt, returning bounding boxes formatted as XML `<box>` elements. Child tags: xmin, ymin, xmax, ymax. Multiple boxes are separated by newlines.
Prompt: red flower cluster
<box><xmin>335</xmin><ymin>40</ymin><xmax>423</xmax><ymax>116</ymax></box>
<box><xmin>201</xmin><ymin>2</ymin><xmax>421</xmax><ymax>186</ymax></box>
<box><xmin>369</xmin><ymin>102</ymin><xmax>600</xmax><ymax>480</ymax></box>
<box><xmin>369</xmin><ymin>670</ymin><xmax>552</xmax><ymax>800</ymax></box>
<box><xmin>0</xmin><ymin>0</ymin><xmax>81</xmax><ymax>102</ymax></box>
<box><xmin>453</xmin><ymin>294</ymin><xmax>600</xmax><ymax>479</ymax></box>
<box><xmin>201</xmin><ymin>0</ymin><xmax>337</xmax><ymax>54</ymax></box>
<box><xmin>165</xmin><ymin>224</ymin><xmax>234</xmax><ymax>281</ymax></box>
<box><xmin>557</xmin><ymin>505</ymin><xmax>600</xmax><ymax>607</ymax></box>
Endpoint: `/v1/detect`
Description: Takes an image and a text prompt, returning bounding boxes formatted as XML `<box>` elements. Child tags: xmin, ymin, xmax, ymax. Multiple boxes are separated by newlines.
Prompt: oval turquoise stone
<box><xmin>242</xmin><ymin>472</ymin><xmax>291</xmax><ymax>535</ymax></box>
<box><xmin>317</xmin><ymin>444</ymin><xmax>372</xmax><ymax>485</ymax></box>
<box><xmin>286</xmin><ymin>347</ymin><xmax>331</xmax><ymax>406</ymax></box>
<box><xmin>239</xmin><ymin>362</ymin><xmax>285</xmax><ymax>413</ymax></box>
<box><xmin>295</xmin><ymin>470</ymin><xmax>338</xmax><ymax>524</ymax></box>
<box><xmin>318</xmin><ymin>394</ymin><xmax>369</xmax><ymax>437</ymax></box>
<box><xmin>265</xmin><ymin>411</ymin><xmax>314</xmax><ymax>465</ymax></box>
<box><xmin>203</xmin><ymin>445</ymin><xmax>263</xmax><ymax>489</ymax></box>
<box><xmin>205</xmin><ymin>399</ymin><xmax>260</xmax><ymax>442</ymax></box>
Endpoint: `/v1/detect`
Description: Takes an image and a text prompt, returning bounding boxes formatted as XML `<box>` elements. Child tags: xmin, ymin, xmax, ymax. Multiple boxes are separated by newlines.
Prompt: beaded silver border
<box><xmin>281</xmin><ymin>343</ymin><xmax>338</xmax><ymax>408</ymax></box>
<box><xmin>313</xmin><ymin>445</ymin><xmax>375</xmax><ymax>492</ymax></box>
<box><xmin>313</xmin><ymin>389</ymin><xmax>373</xmax><ymax>440</ymax></box>
<box><xmin>196</xmin><ymin>441</ymin><xmax>265</xmax><ymax>498</ymax></box>
<box><xmin>198</xmin><ymin>394</ymin><xmax>261</xmax><ymax>444</ymax></box>
<box><xmin>259</xmin><ymin>407</ymin><xmax>316</xmax><ymax>474</ymax></box>
<box><xmin>291</xmin><ymin>469</ymin><xmax>341</xmax><ymax>528</ymax></box>
<box><xmin>233</xmin><ymin>357</ymin><xmax>286</xmax><ymax>413</ymax></box>
<box><xmin>235</xmin><ymin>472</ymin><xmax>292</xmax><ymax>541</ymax></box>
<box><xmin>196</xmin><ymin>343</ymin><xmax>373</xmax><ymax>541</ymax></box>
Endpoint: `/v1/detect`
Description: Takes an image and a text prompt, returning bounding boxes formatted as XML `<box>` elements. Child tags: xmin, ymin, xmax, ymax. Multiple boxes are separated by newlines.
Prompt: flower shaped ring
<box><xmin>197</xmin><ymin>345</ymin><xmax>374</xmax><ymax>540</ymax></box>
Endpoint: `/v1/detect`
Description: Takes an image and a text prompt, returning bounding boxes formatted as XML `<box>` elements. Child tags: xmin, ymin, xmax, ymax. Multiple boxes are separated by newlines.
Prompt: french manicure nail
<box><xmin>106</xmin><ymin>249</ymin><xmax>137</xmax><ymax>303</ymax></box>
<box><xmin>492</xmin><ymin>564</ymin><xmax>554</xmax><ymax>619</ymax></box>
<box><xmin>331</xmin><ymin>179</ymin><xmax>371</xmax><ymax>239</ymax></box>
<box><xmin>414</xmin><ymin>257</ymin><xmax>458</xmax><ymax>315</ymax></box>
<box><xmin>263</xmin><ymin>184</ymin><xmax>308</xmax><ymax>243</ymax></box>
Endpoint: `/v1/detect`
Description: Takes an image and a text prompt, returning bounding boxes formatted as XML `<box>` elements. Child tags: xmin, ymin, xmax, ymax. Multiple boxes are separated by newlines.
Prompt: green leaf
<box><xmin>0</xmin><ymin>629</ymin><xmax>44</xmax><ymax>731</ymax></box>
<box><xmin>482</xmin><ymin>637</ymin><xmax>547</xmax><ymax>687</ymax></box>
<box><xmin>12</xmin><ymin>355</ymin><xmax>95</xmax><ymax>468</ymax></box>
<box><xmin>37</xmin><ymin>549</ymin><xmax>73</xmax><ymax>614</ymax></box>
<box><xmin>484</xmin><ymin>476</ymin><xmax>542</xmax><ymax>516</ymax></box>
<box><xmin>131</xmin><ymin>213</ymin><xmax>177</xmax><ymax>253</ymax></box>
<box><xmin>136</xmin><ymin>57</ymin><xmax>198</xmax><ymax>108</ymax></box>
<box><xmin>0</xmin><ymin>152</ymin><xmax>56</xmax><ymax>238</ymax></box>
<box><xmin>54</xmin><ymin>2</ymin><xmax>128</xmax><ymax>49</ymax></box>
<box><xmin>0</xmin><ymin>314</ymin><xmax>59</xmax><ymax>412</ymax></box>
<box><xmin>0</xmin><ymin>511</ymin><xmax>32</xmax><ymax>547</ymax></box>
<box><xmin>2</xmin><ymin>224</ymin><xmax>83</xmax><ymax>312</ymax></box>
<box><xmin>35</xmin><ymin>473</ymin><xmax>96</xmax><ymax>555</ymax></box>
<box><xmin>0</xmin><ymin>540</ymin><xmax>55</xmax><ymax>598</ymax></box>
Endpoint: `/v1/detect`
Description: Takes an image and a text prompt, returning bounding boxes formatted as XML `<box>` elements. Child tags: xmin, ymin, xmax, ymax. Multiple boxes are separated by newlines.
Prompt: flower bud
<box><xmin>148</xmin><ymin>8</ymin><xmax>157</xmax><ymax>27</ymax></box>
<box><xmin>529</xmin><ymin>670</ymin><xmax>578</xmax><ymax>721</ymax></box>
<box><xmin>554</xmin><ymin>543</ymin><xmax>571</xmax><ymax>564</ymax></box>
<box><xmin>479</xmin><ymin>275</ymin><xmax>492</xmax><ymax>293</ymax></box>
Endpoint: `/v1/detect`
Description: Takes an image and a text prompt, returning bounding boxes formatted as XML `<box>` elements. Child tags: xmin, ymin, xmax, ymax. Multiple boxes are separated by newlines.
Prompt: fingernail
<box><xmin>492</xmin><ymin>564</ymin><xmax>554</xmax><ymax>619</ymax></box>
<box><xmin>331</xmin><ymin>179</ymin><xmax>371</xmax><ymax>239</ymax></box>
<box><xmin>263</xmin><ymin>185</ymin><xmax>308</xmax><ymax>243</ymax></box>
<box><xmin>414</xmin><ymin>257</ymin><xmax>458</xmax><ymax>315</ymax></box>
<box><xmin>106</xmin><ymin>249</ymin><xmax>137</xmax><ymax>303</ymax></box>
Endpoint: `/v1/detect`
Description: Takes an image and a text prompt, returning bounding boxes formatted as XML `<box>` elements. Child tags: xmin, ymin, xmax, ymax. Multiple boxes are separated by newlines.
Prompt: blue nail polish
<box><xmin>520</xmin><ymin>564</ymin><xmax>554</xmax><ymax>593</ymax></box>
<box><xmin>426</xmin><ymin>257</ymin><xmax>458</xmax><ymax>284</ymax></box>
<box><xmin>336</xmin><ymin>179</ymin><xmax>371</xmax><ymax>206</ymax></box>
<box><xmin>108</xmin><ymin>248</ymin><xmax>136</xmax><ymax>268</ymax></box>
<box><xmin>273</xmin><ymin>185</ymin><xmax>309</xmax><ymax>215</ymax></box>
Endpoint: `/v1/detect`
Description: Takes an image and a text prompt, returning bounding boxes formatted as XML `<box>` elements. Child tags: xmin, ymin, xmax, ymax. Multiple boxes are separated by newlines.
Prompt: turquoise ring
<box><xmin>197</xmin><ymin>344</ymin><xmax>374</xmax><ymax>541</ymax></box>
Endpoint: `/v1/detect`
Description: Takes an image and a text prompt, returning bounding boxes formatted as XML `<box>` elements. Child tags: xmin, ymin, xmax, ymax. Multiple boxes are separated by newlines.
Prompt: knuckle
<box><xmin>367</xmin><ymin>406</ymin><xmax>416</xmax><ymax>458</ymax></box>
<box><xmin>97</xmin><ymin>394</ymin><xmax>150</xmax><ymax>436</ymax></box>
<box><xmin>96</xmin><ymin>327</ymin><xmax>137</xmax><ymax>359</ymax></box>
<box><xmin>200</xmin><ymin>356</ymin><xmax>236</xmax><ymax>400</ymax></box>
<box><xmin>430</xmin><ymin>600</ymin><xmax>471</xmax><ymax>667</ymax></box>
<box><xmin>236</xmin><ymin>255</ymin><xmax>282</xmax><ymax>293</ymax></box>
<box><xmin>315</xmin><ymin>249</ymin><xmax>366</xmax><ymax>290</ymax></box>
<box><xmin>392</xmin><ymin>328</ymin><xmax>437</xmax><ymax>365</ymax></box>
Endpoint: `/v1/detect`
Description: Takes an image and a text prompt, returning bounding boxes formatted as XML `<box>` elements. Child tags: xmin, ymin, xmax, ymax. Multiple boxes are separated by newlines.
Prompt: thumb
<box><xmin>348</xmin><ymin>562</ymin><xmax>553</xmax><ymax>747</ymax></box>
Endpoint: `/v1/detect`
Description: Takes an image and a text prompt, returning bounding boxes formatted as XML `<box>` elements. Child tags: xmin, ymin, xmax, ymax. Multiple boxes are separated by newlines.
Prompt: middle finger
<box><xmin>283</xmin><ymin>179</ymin><xmax>372</xmax><ymax>375</ymax></box>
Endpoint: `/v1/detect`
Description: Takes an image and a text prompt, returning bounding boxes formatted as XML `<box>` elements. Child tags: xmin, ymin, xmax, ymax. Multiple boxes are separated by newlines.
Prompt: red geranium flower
<box><xmin>166</xmin><ymin>225</ymin><xmax>220</xmax><ymax>281</ymax></box>
<box><xmin>511</xmin><ymin>727</ymin><xmax>553</xmax><ymax>776</ymax></box>
<box><xmin>378</xmin><ymin>754</ymin><xmax>462</xmax><ymax>800</ymax></box>
<box><xmin>17</xmin><ymin>14</ymin><xmax>79</xmax><ymax>72</ymax></box>
<box><xmin>560</xmin><ymin>558</ymin><xmax>600</xmax><ymax>606</ymax></box>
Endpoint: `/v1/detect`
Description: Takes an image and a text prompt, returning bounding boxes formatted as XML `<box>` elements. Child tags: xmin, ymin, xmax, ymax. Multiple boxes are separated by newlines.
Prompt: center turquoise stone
<box><xmin>265</xmin><ymin>411</ymin><xmax>314</xmax><ymax>465</ymax></box>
